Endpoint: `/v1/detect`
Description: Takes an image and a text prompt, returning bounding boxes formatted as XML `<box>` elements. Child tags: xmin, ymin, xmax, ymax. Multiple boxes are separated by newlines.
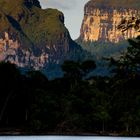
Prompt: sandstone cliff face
<box><xmin>0</xmin><ymin>0</ymin><xmax>79</xmax><ymax>71</ymax></box>
<box><xmin>80</xmin><ymin>0</ymin><xmax>140</xmax><ymax>43</ymax></box>
<box><xmin>0</xmin><ymin>32</ymin><xmax>49</xmax><ymax>69</ymax></box>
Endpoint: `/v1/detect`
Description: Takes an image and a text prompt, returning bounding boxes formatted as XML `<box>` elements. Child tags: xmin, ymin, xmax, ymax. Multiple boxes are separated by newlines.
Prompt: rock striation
<box><xmin>0</xmin><ymin>0</ymin><xmax>80</xmax><ymax>71</ymax></box>
<box><xmin>80</xmin><ymin>0</ymin><xmax>140</xmax><ymax>43</ymax></box>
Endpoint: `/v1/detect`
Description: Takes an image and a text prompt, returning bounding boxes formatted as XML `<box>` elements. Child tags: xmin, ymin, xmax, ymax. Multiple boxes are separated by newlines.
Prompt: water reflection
<box><xmin>0</xmin><ymin>136</ymin><xmax>139</xmax><ymax>140</ymax></box>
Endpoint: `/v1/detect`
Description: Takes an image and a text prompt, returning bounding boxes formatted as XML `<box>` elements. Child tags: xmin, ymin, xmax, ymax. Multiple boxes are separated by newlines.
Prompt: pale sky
<box><xmin>39</xmin><ymin>0</ymin><xmax>89</xmax><ymax>40</ymax></box>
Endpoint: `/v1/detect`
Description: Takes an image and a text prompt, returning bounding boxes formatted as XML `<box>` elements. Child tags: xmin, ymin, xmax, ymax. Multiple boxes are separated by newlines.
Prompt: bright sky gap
<box><xmin>39</xmin><ymin>0</ymin><xmax>89</xmax><ymax>40</ymax></box>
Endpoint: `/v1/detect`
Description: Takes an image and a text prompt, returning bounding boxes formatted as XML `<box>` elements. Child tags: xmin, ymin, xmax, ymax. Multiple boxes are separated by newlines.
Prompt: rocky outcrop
<box><xmin>80</xmin><ymin>0</ymin><xmax>140</xmax><ymax>43</ymax></box>
<box><xmin>0</xmin><ymin>0</ymin><xmax>80</xmax><ymax>72</ymax></box>
<box><xmin>0</xmin><ymin>32</ymin><xmax>49</xmax><ymax>69</ymax></box>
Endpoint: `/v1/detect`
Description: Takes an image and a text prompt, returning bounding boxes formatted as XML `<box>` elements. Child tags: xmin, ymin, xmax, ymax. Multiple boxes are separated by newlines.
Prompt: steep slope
<box><xmin>76</xmin><ymin>0</ymin><xmax>140</xmax><ymax>76</ymax></box>
<box><xmin>79</xmin><ymin>0</ymin><xmax>140</xmax><ymax>43</ymax></box>
<box><xmin>0</xmin><ymin>0</ymin><xmax>81</xmax><ymax>73</ymax></box>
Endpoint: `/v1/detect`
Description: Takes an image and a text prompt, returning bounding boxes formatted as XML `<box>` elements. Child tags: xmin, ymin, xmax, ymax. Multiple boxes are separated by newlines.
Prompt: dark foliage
<box><xmin>0</xmin><ymin>38</ymin><xmax>140</xmax><ymax>136</ymax></box>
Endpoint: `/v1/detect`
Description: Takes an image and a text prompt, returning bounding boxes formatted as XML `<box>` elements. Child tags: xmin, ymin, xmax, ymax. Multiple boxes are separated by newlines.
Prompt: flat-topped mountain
<box><xmin>79</xmin><ymin>0</ymin><xmax>140</xmax><ymax>43</ymax></box>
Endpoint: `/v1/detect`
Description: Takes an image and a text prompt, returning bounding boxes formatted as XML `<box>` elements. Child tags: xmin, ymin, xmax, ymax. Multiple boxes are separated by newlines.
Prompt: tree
<box><xmin>110</xmin><ymin>36</ymin><xmax>140</xmax><ymax>79</ymax></box>
<box><xmin>62</xmin><ymin>60</ymin><xmax>96</xmax><ymax>79</ymax></box>
<box><xmin>117</xmin><ymin>16</ymin><xmax>140</xmax><ymax>32</ymax></box>
<box><xmin>62</xmin><ymin>61</ymin><xmax>82</xmax><ymax>79</ymax></box>
<box><xmin>81</xmin><ymin>60</ymin><xmax>96</xmax><ymax>75</ymax></box>
<box><xmin>107</xmin><ymin>19</ymin><xmax>140</xmax><ymax>133</ymax></box>
<box><xmin>110</xmin><ymin>15</ymin><xmax>140</xmax><ymax>78</ymax></box>
<box><xmin>0</xmin><ymin>62</ymin><xmax>21</xmax><ymax>123</ymax></box>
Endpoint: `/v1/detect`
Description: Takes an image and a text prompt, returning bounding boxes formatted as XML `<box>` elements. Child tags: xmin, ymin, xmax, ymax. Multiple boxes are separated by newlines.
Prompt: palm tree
<box><xmin>117</xmin><ymin>16</ymin><xmax>140</xmax><ymax>32</ymax></box>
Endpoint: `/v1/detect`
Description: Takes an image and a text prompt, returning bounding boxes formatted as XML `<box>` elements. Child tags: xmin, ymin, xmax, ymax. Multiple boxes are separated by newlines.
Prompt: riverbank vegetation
<box><xmin>0</xmin><ymin>36</ymin><xmax>140</xmax><ymax>136</ymax></box>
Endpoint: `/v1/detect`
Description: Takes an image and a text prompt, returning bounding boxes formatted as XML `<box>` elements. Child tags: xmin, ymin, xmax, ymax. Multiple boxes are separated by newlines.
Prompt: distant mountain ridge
<box><xmin>0</xmin><ymin>0</ymin><xmax>82</xmax><ymax>77</ymax></box>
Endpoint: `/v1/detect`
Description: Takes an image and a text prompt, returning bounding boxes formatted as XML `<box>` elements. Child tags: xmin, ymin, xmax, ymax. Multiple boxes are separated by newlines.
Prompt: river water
<box><xmin>0</xmin><ymin>136</ymin><xmax>139</xmax><ymax>140</ymax></box>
